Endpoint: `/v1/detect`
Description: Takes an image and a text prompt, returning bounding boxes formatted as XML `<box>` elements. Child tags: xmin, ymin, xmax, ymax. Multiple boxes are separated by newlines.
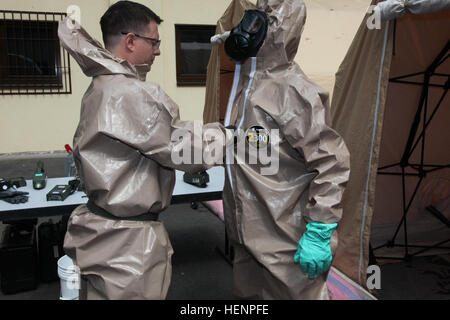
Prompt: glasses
<box><xmin>121</xmin><ymin>32</ymin><xmax>161</xmax><ymax>49</ymax></box>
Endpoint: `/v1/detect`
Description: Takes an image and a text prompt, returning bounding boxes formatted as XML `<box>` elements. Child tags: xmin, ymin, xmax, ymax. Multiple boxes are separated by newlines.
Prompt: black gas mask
<box><xmin>224</xmin><ymin>10</ymin><xmax>268</xmax><ymax>63</ymax></box>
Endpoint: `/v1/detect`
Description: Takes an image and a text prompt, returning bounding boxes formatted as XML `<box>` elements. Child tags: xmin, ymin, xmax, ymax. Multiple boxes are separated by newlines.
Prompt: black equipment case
<box><xmin>0</xmin><ymin>223</ymin><xmax>38</xmax><ymax>294</ymax></box>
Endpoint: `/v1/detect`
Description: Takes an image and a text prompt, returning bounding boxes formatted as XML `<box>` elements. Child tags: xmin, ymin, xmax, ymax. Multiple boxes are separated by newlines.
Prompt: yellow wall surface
<box><xmin>158</xmin><ymin>0</ymin><xmax>232</xmax><ymax>121</ymax></box>
<box><xmin>298</xmin><ymin>0</ymin><xmax>370</xmax><ymax>96</ymax></box>
<box><xmin>0</xmin><ymin>0</ymin><xmax>109</xmax><ymax>154</ymax></box>
<box><xmin>0</xmin><ymin>0</ymin><xmax>369</xmax><ymax>154</ymax></box>
<box><xmin>0</xmin><ymin>0</ymin><xmax>230</xmax><ymax>153</ymax></box>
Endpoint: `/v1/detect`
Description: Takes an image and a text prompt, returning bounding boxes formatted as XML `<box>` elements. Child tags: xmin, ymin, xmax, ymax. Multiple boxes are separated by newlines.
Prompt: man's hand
<box><xmin>294</xmin><ymin>222</ymin><xmax>337</xmax><ymax>279</ymax></box>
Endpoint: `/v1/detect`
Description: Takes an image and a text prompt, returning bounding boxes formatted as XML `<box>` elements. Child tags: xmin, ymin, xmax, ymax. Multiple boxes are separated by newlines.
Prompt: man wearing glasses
<box><xmin>116</xmin><ymin>31</ymin><xmax>161</xmax><ymax>69</ymax></box>
<box><xmin>58</xmin><ymin>1</ymin><xmax>230</xmax><ymax>299</ymax></box>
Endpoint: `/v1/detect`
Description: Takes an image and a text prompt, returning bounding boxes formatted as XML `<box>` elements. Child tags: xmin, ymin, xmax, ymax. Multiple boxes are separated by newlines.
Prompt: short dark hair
<box><xmin>100</xmin><ymin>1</ymin><xmax>163</xmax><ymax>49</ymax></box>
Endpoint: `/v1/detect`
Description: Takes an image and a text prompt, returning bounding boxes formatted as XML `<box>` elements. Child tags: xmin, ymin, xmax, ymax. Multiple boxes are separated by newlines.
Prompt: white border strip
<box><xmin>224</xmin><ymin>63</ymin><xmax>241</xmax><ymax>196</ymax></box>
<box><xmin>237</xmin><ymin>57</ymin><xmax>257</xmax><ymax>130</ymax></box>
<box><xmin>224</xmin><ymin>64</ymin><xmax>241</xmax><ymax>126</ymax></box>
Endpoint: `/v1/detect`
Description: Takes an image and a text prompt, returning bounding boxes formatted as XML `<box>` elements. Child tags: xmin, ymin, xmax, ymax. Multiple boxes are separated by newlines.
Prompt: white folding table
<box><xmin>0</xmin><ymin>167</ymin><xmax>225</xmax><ymax>222</ymax></box>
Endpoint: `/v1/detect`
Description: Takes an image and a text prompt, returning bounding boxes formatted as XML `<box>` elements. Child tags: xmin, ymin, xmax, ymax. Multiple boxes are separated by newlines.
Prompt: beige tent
<box><xmin>204</xmin><ymin>0</ymin><xmax>450</xmax><ymax>289</ymax></box>
<box><xmin>331</xmin><ymin>0</ymin><xmax>450</xmax><ymax>286</ymax></box>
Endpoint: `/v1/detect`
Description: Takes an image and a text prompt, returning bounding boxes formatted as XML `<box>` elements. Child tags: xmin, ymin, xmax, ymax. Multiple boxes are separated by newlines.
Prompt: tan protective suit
<box><xmin>222</xmin><ymin>0</ymin><xmax>350</xmax><ymax>299</ymax></box>
<box><xmin>58</xmin><ymin>18</ymin><xmax>229</xmax><ymax>299</ymax></box>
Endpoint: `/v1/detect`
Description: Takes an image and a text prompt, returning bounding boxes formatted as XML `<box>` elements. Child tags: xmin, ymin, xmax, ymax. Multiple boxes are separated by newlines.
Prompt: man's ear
<box><xmin>124</xmin><ymin>33</ymin><xmax>135</xmax><ymax>52</ymax></box>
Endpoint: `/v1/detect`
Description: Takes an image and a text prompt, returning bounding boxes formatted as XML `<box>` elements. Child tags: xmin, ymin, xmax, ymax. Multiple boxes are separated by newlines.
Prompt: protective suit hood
<box><xmin>58</xmin><ymin>18</ymin><xmax>150</xmax><ymax>81</ymax></box>
<box><xmin>256</xmin><ymin>0</ymin><xmax>306</xmax><ymax>68</ymax></box>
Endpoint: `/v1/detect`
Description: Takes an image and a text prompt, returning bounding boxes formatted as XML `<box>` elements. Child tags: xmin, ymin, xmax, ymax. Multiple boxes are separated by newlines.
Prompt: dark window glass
<box><xmin>175</xmin><ymin>24</ymin><xmax>216</xmax><ymax>86</ymax></box>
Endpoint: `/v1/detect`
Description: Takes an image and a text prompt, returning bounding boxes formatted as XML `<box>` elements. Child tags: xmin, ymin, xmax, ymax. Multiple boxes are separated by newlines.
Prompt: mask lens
<box><xmin>233</xmin><ymin>35</ymin><xmax>249</xmax><ymax>48</ymax></box>
<box><xmin>242</xmin><ymin>14</ymin><xmax>261</xmax><ymax>34</ymax></box>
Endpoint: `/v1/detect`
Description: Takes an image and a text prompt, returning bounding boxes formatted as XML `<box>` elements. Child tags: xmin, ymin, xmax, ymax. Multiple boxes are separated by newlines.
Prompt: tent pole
<box><xmin>400</xmin><ymin>73</ymin><xmax>429</xmax><ymax>167</ymax></box>
<box><xmin>408</xmin><ymin>86</ymin><xmax>448</xmax><ymax>157</ymax></box>
<box><xmin>402</xmin><ymin>166</ymin><xmax>409</xmax><ymax>258</ymax></box>
<box><xmin>374</xmin><ymin>41</ymin><xmax>449</xmax><ymax>261</ymax></box>
<box><xmin>389</xmin><ymin>174</ymin><xmax>423</xmax><ymax>250</ymax></box>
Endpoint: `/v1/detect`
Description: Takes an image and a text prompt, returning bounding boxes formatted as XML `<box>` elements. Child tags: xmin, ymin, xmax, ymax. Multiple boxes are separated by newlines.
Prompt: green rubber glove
<box><xmin>294</xmin><ymin>221</ymin><xmax>338</xmax><ymax>279</ymax></box>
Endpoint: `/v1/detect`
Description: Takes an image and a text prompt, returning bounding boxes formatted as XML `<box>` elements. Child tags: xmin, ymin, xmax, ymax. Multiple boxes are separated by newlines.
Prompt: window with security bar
<box><xmin>0</xmin><ymin>10</ymin><xmax>71</xmax><ymax>95</ymax></box>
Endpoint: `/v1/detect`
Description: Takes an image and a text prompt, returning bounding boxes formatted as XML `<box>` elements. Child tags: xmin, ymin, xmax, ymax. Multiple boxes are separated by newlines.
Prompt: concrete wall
<box><xmin>0</xmin><ymin>0</ymin><xmax>369</xmax><ymax>154</ymax></box>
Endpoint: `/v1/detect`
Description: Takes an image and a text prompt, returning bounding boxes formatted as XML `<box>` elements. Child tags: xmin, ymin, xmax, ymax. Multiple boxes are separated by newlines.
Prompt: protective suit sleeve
<box><xmin>98</xmin><ymin>83</ymin><xmax>232</xmax><ymax>173</ymax></box>
<box><xmin>276</xmin><ymin>87</ymin><xmax>350</xmax><ymax>224</ymax></box>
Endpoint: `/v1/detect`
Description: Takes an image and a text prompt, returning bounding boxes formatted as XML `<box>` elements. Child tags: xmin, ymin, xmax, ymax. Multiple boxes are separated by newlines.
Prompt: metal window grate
<box><xmin>0</xmin><ymin>10</ymin><xmax>71</xmax><ymax>95</ymax></box>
